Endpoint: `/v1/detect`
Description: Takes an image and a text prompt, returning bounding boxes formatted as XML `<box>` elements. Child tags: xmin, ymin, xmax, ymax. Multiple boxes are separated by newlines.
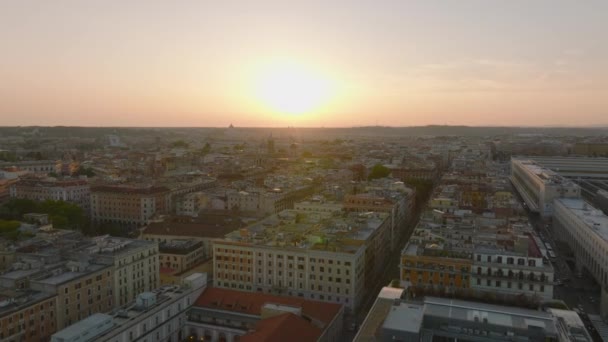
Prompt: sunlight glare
<box><xmin>254</xmin><ymin>61</ymin><xmax>333</xmax><ymax>116</ymax></box>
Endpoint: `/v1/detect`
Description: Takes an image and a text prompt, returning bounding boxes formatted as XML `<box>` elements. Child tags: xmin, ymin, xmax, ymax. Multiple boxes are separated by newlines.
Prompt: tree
<box><xmin>170</xmin><ymin>140</ymin><xmax>189</xmax><ymax>148</ymax></box>
<box><xmin>368</xmin><ymin>163</ymin><xmax>391</xmax><ymax>180</ymax></box>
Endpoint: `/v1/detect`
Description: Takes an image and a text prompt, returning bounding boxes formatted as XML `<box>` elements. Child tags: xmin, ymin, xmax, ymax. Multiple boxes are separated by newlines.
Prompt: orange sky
<box><xmin>0</xmin><ymin>1</ymin><xmax>607</xmax><ymax>127</ymax></box>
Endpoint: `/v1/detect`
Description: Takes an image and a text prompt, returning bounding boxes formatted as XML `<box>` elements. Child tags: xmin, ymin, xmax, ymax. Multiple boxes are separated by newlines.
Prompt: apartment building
<box><xmin>344</xmin><ymin>183</ymin><xmax>415</xmax><ymax>250</ymax></box>
<box><xmin>471</xmin><ymin>244</ymin><xmax>554</xmax><ymax>300</ymax></box>
<box><xmin>510</xmin><ymin>158</ymin><xmax>580</xmax><ymax>217</ymax></box>
<box><xmin>51</xmin><ymin>273</ymin><xmax>207</xmax><ymax>342</ymax></box>
<box><xmin>88</xmin><ymin>236</ymin><xmax>160</xmax><ymax>307</ymax></box>
<box><xmin>10</xmin><ymin>177</ymin><xmax>90</xmax><ymax>211</ymax></box>
<box><xmin>29</xmin><ymin>261</ymin><xmax>114</xmax><ymax>329</ymax></box>
<box><xmin>227</xmin><ymin>185</ymin><xmax>315</xmax><ymax>215</ymax></box>
<box><xmin>0</xmin><ymin>289</ymin><xmax>57</xmax><ymax>341</ymax></box>
<box><xmin>401</xmin><ymin>218</ymin><xmax>554</xmax><ymax>301</ymax></box>
<box><xmin>90</xmin><ymin>184</ymin><xmax>170</xmax><ymax>228</ymax></box>
<box><xmin>159</xmin><ymin>240</ymin><xmax>205</xmax><ymax>273</ymax></box>
<box><xmin>213</xmin><ymin>210</ymin><xmax>391</xmax><ymax>312</ymax></box>
<box><xmin>0</xmin><ymin>160</ymin><xmax>59</xmax><ymax>174</ymax></box>
<box><xmin>401</xmin><ymin>243</ymin><xmax>472</xmax><ymax>290</ymax></box>
<box><xmin>0</xmin><ymin>178</ymin><xmax>17</xmax><ymax>204</ymax></box>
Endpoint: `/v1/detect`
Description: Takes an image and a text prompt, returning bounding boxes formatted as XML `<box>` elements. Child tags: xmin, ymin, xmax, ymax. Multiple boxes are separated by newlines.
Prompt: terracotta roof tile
<box><xmin>194</xmin><ymin>287</ymin><xmax>341</xmax><ymax>326</ymax></box>
<box><xmin>239</xmin><ymin>313</ymin><xmax>321</xmax><ymax>342</ymax></box>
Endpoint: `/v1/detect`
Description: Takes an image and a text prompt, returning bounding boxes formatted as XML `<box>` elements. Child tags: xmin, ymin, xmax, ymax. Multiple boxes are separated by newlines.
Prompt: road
<box><xmin>513</xmin><ymin>184</ymin><xmax>603</xmax><ymax>340</ymax></box>
<box><xmin>341</xmin><ymin>200</ymin><xmax>429</xmax><ymax>341</ymax></box>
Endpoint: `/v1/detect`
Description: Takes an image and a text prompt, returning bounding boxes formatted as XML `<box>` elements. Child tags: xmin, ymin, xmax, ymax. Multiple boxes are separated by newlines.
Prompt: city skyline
<box><xmin>1</xmin><ymin>1</ymin><xmax>607</xmax><ymax>127</ymax></box>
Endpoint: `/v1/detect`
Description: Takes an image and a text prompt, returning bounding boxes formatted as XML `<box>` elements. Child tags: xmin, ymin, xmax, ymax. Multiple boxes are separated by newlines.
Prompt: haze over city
<box><xmin>4</xmin><ymin>2</ymin><xmax>608</xmax><ymax>342</ymax></box>
<box><xmin>1</xmin><ymin>0</ymin><xmax>607</xmax><ymax>127</ymax></box>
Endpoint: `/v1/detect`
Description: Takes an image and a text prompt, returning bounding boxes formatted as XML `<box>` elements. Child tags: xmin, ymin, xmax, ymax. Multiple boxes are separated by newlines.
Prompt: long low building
<box><xmin>510</xmin><ymin>158</ymin><xmax>580</xmax><ymax>217</ymax></box>
<box><xmin>355</xmin><ymin>288</ymin><xmax>592</xmax><ymax>342</ymax></box>
<box><xmin>525</xmin><ymin>156</ymin><xmax>608</xmax><ymax>179</ymax></box>
<box><xmin>553</xmin><ymin>198</ymin><xmax>608</xmax><ymax>318</ymax></box>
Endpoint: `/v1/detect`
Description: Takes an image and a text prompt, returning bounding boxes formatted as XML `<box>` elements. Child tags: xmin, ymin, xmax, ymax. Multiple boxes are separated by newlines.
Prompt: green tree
<box><xmin>368</xmin><ymin>163</ymin><xmax>391</xmax><ymax>180</ymax></box>
<box><xmin>0</xmin><ymin>220</ymin><xmax>20</xmax><ymax>233</ymax></box>
<box><xmin>170</xmin><ymin>140</ymin><xmax>189</xmax><ymax>148</ymax></box>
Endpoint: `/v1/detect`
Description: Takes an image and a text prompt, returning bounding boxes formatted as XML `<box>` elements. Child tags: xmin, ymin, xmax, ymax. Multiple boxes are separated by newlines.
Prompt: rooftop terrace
<box><xmin>224</xmin><ymin>210</ymin><xmax>389</xmax><ymax>254</ymax></box>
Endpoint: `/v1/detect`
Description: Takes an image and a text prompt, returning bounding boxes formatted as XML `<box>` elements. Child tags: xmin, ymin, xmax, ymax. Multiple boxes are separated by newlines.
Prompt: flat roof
<box><xmin>556</xmin><ymin>198</ymin><xmax>608</xmax><ymax>242</ymax></box>
<box><xmin>223</xmin><ymin>210</ymin><xmax>389</xmax><ymax>254</ymax></box>
<box><xmin>354</xmin><ymin>287</ymin><xmax>404</xmax><ymax>341</ymax></box>
<box><xmin>424</xmin><ymin>297</ymin><xmax>557</xmax><ymax>333</ymax></box>
<box><xmin>35</xmin><ymin>264</ymin><xmax>109</xmax><ymax>286</ymax></box>
<box><xmin>382</xmin><ymin>302</ymin><xmax>424</xmax><ymax>333</ymax></box>
<box><xmin>51</xmin><ymin>313</ymin><xmax>113</xmax><ymax>340</ymax></box>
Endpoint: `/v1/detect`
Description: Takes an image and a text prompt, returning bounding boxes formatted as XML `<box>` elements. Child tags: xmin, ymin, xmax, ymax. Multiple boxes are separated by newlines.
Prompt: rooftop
<box><xmin>159</xmin><ymin>240</ymin><xmax>203</xmax><ymax>254</ymax></box>
<box><xmin>143</xmin><ymin>215</ymin><xmax>243</xmax><ymax>239</ymax></box>
<box><xmin>91</xmin><ymin>184</ymin><xmax>169</xmax><ymax>194</ymax></box>
<box><xmin>0</xmin><ymin>288</ymin><xmax>56</xmax><ymax>316</ymax></box>
<box><xmin>556</xmin><ymin>198</ymin><xmax>608</xmax><ymax>242</ymax></box>
<box><xmin>239</xmin><ymin>313</ymin><xmax>322</xmax><ymax>342</ymax></box>
<box><xmin>193</xmin><ymin>287</ymin><xmax>342</xmax><ymax>327</ymax></box>
<box><xmin>423</xmin><ymin>296</ymin><xmax>557</xmax><ymax>332</ymax></box>
<box><xmin>224</xmin><ymin>210</ymin><xmax>389</xmax><ymax>254</ymax></box>
<box><xmin>34</xmin><ymin>263</ymin><xmax>109</xmax><ymax>286</ymax></box>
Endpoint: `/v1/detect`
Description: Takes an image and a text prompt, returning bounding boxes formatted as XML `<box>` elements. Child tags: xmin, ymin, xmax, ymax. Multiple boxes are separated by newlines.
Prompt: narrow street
<box><xmin>341</xmin><ymin>189</ymin><xmax>432</xmax><ymax>341</ymax></box>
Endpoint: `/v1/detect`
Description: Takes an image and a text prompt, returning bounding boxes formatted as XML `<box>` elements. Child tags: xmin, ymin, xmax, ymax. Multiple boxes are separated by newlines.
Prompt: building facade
<box><xmin>0</xmin><ymin>290</ymin><xmax>57</xmax><ymax>341</ymax></box>
<box><xmin>29</xmin><ymin>262</ymin><xmax>114</xmax><ymax>329</ymax></box>
<box><xmin>553</xmin><ymin>198</ymin><xmax>608</xmax><ymax>318</ymax></box>
<box><xmin>90</xmin><ymin>185</ymin><xmax>170</xmax><ymax>228</ymax></box>
<box><xmin>471</xmin><ymin>248</ymin><xmax>554</xmax><ymax>300</ymax></box>
<box><xmin>88</xmin><ymin>237</ymin><xmax>160</xmax><ymax>307</ymax></box>
<box><xmin>10</xmin><ymin>177</ymin><xmax>90</xmax><ymax>212</ymax></box>
<box><xmin>51</xmin><ymin>273</ymin><xmax>207</xmax><ymax>342</ymax></box>
<box><xmin>510</xmin><ymin>158</ymin><xmax>580</xmax><ymax>217</ymax></box>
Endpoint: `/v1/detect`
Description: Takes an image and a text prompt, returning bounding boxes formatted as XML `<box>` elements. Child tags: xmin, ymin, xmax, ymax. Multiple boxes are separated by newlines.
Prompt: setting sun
<box><xmin>253</xmin><ymin>61</ymin><xmax>333</xmax><ymax>116</ymax></box>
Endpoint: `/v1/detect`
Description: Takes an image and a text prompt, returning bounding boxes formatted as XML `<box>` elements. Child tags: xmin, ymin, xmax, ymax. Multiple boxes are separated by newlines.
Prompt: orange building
<box><xmin>0</xmin><ymin>289</ymin><xmax>57</xmax><ymax>341</ymax></box>
<box><xmin>91</xmin><ymin>184</ymin><xmax>170</xmax><ymax>228</ymax></box>
<box><xmin>401</xmin><ymin>247</ymin><xmax>472</xmax><ymax>289</ymax></box>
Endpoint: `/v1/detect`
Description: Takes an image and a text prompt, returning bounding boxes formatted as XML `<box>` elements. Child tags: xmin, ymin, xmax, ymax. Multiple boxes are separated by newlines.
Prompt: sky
<box><xmin>1</xmin><ymin>0</ymin><xmax>607</xmax><ymax>127</ymax></box>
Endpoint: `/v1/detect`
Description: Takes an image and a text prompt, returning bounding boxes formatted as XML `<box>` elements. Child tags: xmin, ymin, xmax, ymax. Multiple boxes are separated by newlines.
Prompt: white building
<box><xmin>510</xmin><ymin>158</ymin><xmax>580</xmax><ymax>217</ymax></box>
<box><xmin>471</xmin><ymin>247</ymin><xmax>554</xmax><ymax>300</ymax></box>
<box><xmin>553</xmin><ymin>198</ymin><xmax>608</xmax><ymax>317</ymax></box>
<box><xmin>51</xmin><ymin>273</ymin><xmax>207</xmax><ymax>342</ymax></box>
<box><xmin>88</xmin><ymin>236</ymin><xmax>160</xmax><ymax>307</ymax></box>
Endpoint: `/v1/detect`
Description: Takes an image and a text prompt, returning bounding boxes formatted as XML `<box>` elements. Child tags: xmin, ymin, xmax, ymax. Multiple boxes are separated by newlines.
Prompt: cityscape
<box><xmin>1</xmin><ymin>1</ymin><xmax>608</xmax><ymax>342</ymax></box>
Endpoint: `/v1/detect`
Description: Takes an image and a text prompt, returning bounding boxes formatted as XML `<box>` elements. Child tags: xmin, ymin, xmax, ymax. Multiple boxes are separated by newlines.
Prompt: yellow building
<box><xmin>401</xmin><ymin>246</ymin><xmax>472</xmax><ymax>289</ymax></box>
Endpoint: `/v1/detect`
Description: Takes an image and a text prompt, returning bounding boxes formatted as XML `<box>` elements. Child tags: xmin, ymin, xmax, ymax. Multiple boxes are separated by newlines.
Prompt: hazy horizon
<box><xmin>1</xmin><ymin>1</ymin><xmax>607</xmax><ymax>127</ymax></box>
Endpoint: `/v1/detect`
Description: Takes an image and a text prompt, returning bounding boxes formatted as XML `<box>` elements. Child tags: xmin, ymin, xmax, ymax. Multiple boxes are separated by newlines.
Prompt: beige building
<box><xmin>0</xmin><ymin>289</ymin><xmax>57</xmax><ymax>341</ymax></box>
<box><xmin>10</xmin><ymin>177</ymin><xmax>90</xmax><ymax>211</ymax></box>
<box><xmin>88</xmin><ymin>236</ymin><xmax>160</xmax><ymax>307</ymax></box>
<box><xmin>159</xmin><ymin>240</ymin><xmax>205</xmax><ymax>273</ymax></box>
<box><xmin>90</xmin><ymin>184</ymin><xmax>170</xmax><ymax>228</ymax></box>
<box><xmin>29</xmin><ymin>262</ymin><xmax>114</xmax><ymax>329</ymax></box>
<box><xmin>213</xmin><ymin>210</ymin><xmax>392</xmax><ymax>313</ymax></box>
